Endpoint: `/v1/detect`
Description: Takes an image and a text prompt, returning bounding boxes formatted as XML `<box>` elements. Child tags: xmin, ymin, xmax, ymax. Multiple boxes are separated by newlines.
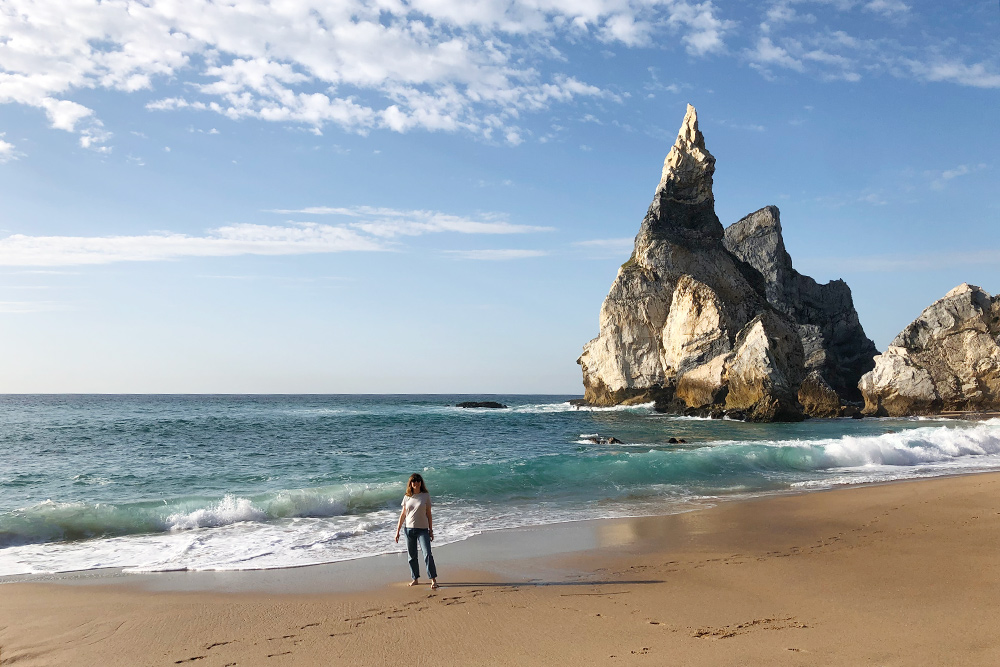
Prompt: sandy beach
<box><xmin>3</xmin><ymin>472</ymin><xmax>1000</xmax><ymax>666</ymax></box>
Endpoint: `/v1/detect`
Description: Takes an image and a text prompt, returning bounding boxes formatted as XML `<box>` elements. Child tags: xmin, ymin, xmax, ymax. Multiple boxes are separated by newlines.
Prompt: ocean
<box><xmin>2</xmin><ymin>394</ymin><xmax>999</xmax><ymax>576</ymax></box>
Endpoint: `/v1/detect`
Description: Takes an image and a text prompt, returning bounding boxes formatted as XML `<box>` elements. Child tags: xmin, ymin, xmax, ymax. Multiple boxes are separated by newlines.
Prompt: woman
<box><xmin>394</xmin><ymin>473</ymin><xmax>439</xmax><ymax>589</ymax></box>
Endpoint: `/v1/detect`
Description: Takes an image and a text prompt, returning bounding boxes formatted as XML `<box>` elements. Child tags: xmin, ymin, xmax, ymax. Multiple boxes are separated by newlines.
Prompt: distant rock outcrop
<box><xmin>860</xmin><ymin>284</ymin><xmax>1000</xmax><ymax>416</ymax></box>
<box><xmin>456</xmin><ymin>401</ymin><xmax>508</xmax><ymax>409</ymax></box>
<box><xmin>577</xmin><ymin>105</ymin><xmax>878</xmax><ymax>421</ymax></box>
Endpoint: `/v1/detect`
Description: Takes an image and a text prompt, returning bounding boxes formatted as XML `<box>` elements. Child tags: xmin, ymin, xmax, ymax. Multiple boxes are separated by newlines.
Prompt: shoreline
<box><xmin>4</xmin><ymin>471</ymin><xmax>1000</xmax><ymax>664</ymax></box>
<box><xmin>3</xmin><ymin>411</ymin><xmax>996</xmax><ymax>584</ymax></box>
<box><xmin>2</xmin><ymin>463</ymin><xmax>997</xmax><ymax>594</ymax></box>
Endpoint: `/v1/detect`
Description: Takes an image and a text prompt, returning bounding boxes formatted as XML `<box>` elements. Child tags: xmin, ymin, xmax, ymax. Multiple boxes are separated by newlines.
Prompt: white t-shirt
<box><xmin>401</xmin><ymin>492</ymin><xmax>431</xmax><ymax>529</ymax></box>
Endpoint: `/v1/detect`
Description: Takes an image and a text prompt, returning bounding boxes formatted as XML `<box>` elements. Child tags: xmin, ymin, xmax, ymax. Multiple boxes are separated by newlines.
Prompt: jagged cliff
<box><xmin>577</xmin><ymin>105</ymin><xmax>877</xmax><ymax>421</ymax></box>
<box><xmin>723</xmin><ymin>206</ymin><xmax>877</xmax><ymax>401</ymax></box>
<box><xmin>860</xmin><ymin>284</ymin><xmax>1000</xmax><ymax>416</ymax></box>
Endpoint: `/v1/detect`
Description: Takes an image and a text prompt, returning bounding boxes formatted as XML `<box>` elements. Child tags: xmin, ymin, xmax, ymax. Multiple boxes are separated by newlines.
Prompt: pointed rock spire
<box><xmin>655</xmin><ymin>104</ymin><xmax>716</xmax><ymax>205</ymax></box>
<box><xmin>640</xmin><ymin>104</ymin><xmax>723</xmax><ymax>242</ymax></box>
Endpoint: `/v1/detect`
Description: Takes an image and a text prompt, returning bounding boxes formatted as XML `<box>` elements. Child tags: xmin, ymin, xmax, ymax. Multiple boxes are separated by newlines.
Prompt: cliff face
<box><xmin>860</xmin><ymin>284</ymin><xmax>1000</xmax><ymax>416</ymax></box>
<box><xmin>578</xmin><ymin>105</ymin><xmax>877</xmax><ymax>421</ymax></box>
<box><xmin>722</xmin><ymin>206</ymin><xmax>877</xmax><ymax>401</ymax></box>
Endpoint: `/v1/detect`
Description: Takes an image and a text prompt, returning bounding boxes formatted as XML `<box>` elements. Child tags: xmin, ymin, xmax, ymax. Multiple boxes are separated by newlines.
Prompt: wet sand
<box><xmin>3</xmin><ymin>473</ymin><xmax>1000</xmax><ymax>665</ymax></box>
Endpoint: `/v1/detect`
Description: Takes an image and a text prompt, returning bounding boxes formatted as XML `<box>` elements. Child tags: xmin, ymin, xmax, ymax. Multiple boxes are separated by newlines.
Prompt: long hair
<box><xmin>405</xmin><ymin>473</ymin><xmax>428</xmax><ymax>496</ymax></box>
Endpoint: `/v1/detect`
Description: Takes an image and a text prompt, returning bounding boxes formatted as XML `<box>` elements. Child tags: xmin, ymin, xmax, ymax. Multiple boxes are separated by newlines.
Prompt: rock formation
<box><xmin>797</xmin><ymin>370</ymin><xmax>843</xmax><ymax>419</ymax></box>
<box><xmin>456</xmin><ymin>401</ymin><xmax>508</xmax><ymax>409</ymax></box>
<box><xmin>577</xmin><ymin>105</ymin><xmax>878</xmax><ymax>421</ymax></box>
<box><xmin>723</xmin><ymin>206</ymin><xmax>877</xmax><ymax>401</ymax></box>
<box><xmin>860</xmin><ymin>284</ymin><xmax>1000</xmax><ymax>416</ymax></box>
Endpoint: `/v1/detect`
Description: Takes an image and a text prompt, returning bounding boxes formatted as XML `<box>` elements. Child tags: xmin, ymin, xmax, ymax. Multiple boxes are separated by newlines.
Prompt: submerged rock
<box><xmin>860</xmin><ymin>284</ymin><xmax>1000</xmax><ymax>416</ymax></box>
<box><xmin>577</xmin><ymin>105</ymin><xmax>877</xmax><ymax>422</ymax></box>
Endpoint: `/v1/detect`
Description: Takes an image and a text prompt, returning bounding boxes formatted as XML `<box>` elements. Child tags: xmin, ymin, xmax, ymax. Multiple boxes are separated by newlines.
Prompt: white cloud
<box><xmin>3</xmin><ymin>0</ymin><xmax>992</xmax><ymax>151</ymax></box>
<box><xmin>928</xmin><ymin>163</ymin><xmax>988</xmax><ymax>190</ymax></box>
<box><xmin>39</xmin><ymin>99</ymin><xmax>94</xmax><ymax>132</ymax></box>
<box><xmin>267</xmin><ymin>206</ymin><xmax>554</xmax><ymax>236</ymax></box>
<box><xmin>444</xmin><ymin>249</ymin><xmax>548</xmax><ymax>260</ymax></box>
<box><xmin>653</xmin><ymin>1</ymin><xmax>735</xmax><ymax>56</ymax></box>
<box><xmin>762</xmin><ymin>3</ymin><xmax>815</xmax><ymax>30</ymax></box>
<box><xmin>600</xmin><ymin>14</ymin><xmax>653</xmax><ymax>47</ymax></box>
<box><xmin>0</xmin><ymin>204</ymin><xmax>557</xmax><ymax>266</ymax></box>
<box><xmin>0</xmin><ymin>301</ymin><xmax>65</xmax><ymax>314</ymax></box>
<box><xmin>747</xmin><ymin>37</ymin><xmax>805</xmax><ymax>74</ymax></box>
<box><xmin>863</xmin><ymin>0</ymin><xmax>910</xmax><ymax>18</ymax></box>
<box><xmin>857</xmin><ymin>191</ymin><xmax>887</xmax><ymax>206</ymax></box>
<box><xmin>644</xmin><ymin>67</ymin><xmax>685</xmax><ymax>97</ymax></box>
<box><xmin>270</xmin><ymin>207</ymin><xmax>366</xmax><ymax>216</ymax></box>
<box><xmin>749</xmin><ymin>2</ymin><xmax>999</xmax><ymax>88</ymax></box>
<box><xmin>0</xmin><ymin>133</ymin><xmax>23</xmax><ymax>162</ymax></box>
<box><xmin>353</xmin><ymin>217</ymin><xmax>548</xmax><ymax>237</ymax></box>
<box><xmin>0</xmin><ymin>223</ymin><xmax>386</xmax><ymax>267</ymax></box>
<box><xmin>573</xmin><ymin>237</ymin><xmax>635</xmax><ymax>257</ymax></box>
<box><xmin>26</xmin><ymin>94</ymin><xmax>112</xmax><ymax>151</ymax></box>
<box><xmin>574</xmin><ymin>238</ymin><xmax>635</xmax><ymax>248</ymax></box>
<box><xmin>0</xmin><ymin>0</ymin><xmax>731</xmax><ymax>147</ymax></box>
<box><xmin>906</xmin><ymin>60</ymin><xmax>1000</xmax><ymax>89</ymax></box>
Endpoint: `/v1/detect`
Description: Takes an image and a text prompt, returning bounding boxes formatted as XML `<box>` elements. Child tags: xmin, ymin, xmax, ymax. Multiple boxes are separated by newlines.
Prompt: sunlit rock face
<box><xmin>861</xmin><ymin>284</ymin><xmax>1000</xmax><ymax>417</ymax></box>
<box><xmin>578</xmin><ymin>105</ymin><xmax>877</xmax><ymax>421</ymax></box>
<box><xmin>723</xmin><ymin>205</ymin><xmax>878</xmax><ymax>402</ymax></box>
<box><xmin>797</xmin><ymin>370</ymin><xmax>843</xmax><ymax>419</ymax></box>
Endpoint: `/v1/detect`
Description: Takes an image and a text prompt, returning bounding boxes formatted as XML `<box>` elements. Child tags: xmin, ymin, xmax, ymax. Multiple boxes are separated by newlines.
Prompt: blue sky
<box><xmin>0</xmin><ymin>0</ymin><xmax>997</xmax><ymax>393</ymax></box>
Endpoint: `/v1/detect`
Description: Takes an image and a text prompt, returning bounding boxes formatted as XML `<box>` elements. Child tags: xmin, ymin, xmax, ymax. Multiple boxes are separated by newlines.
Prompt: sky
<box><xmin>0</xmin><ymin>0</ymin><xmax>997</xmax><ymax>393</ymax></box>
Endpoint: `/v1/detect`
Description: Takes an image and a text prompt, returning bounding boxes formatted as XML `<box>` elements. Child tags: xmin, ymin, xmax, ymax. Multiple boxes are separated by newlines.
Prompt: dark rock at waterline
<box><xmin>569</xmin><ymin>399</ymin><xmax>593</xmax><ymax>408</ymax></box>
<box><xmin>666</xmin><ymin>437</ymin><xmax>687</xmax><ymax>444</ymax></box>
<box><xmin>839</xmin><ymin>404</ymin><xmax>864</xmax><ymax>419</ymax></box>
<box><xmin>585</xmin><ymin>435</ymin><xmax>623</xmax><ymax>444</ymax></box>
<box><xmin>456</xmin><ymin>401</ymin><xmax>508</xmax><ymax>409</ymax></box>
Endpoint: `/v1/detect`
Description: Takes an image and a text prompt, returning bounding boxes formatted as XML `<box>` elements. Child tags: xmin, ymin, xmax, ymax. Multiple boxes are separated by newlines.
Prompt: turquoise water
<box><xmin>1</xmin><ymin>394</ymin><xmax>999</xmax><ymax>574</ymax></box>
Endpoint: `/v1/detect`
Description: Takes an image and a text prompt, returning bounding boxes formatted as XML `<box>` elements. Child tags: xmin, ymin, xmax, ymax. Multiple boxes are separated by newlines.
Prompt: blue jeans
<box><xmin>404</xmin><ymin>527</ymin><xmax>437</xmax><ymax>580</ymax></box>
